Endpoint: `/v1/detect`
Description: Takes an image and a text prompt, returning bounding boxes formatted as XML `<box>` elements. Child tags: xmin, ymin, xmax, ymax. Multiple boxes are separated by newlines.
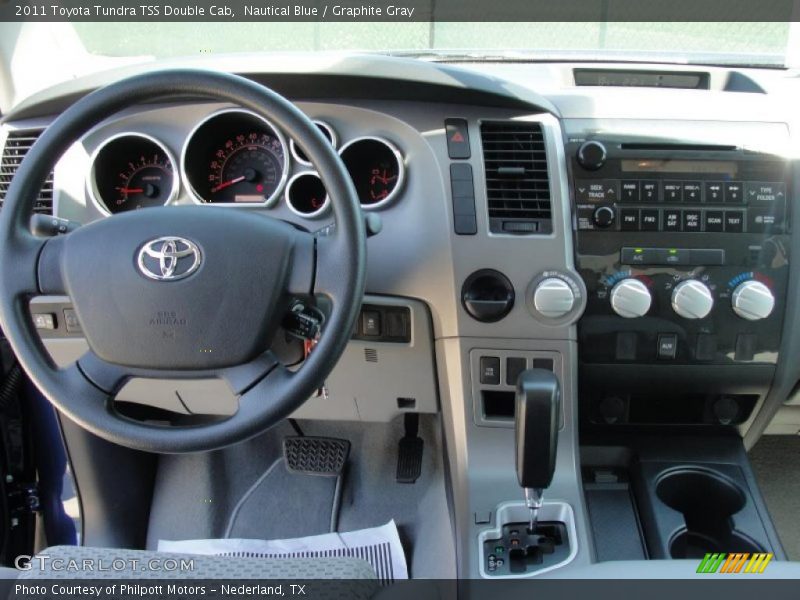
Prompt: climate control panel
<box><xmin>580</xmin><ymin>260</ymin><xmax>787</xmax><ymax>364</ymax></box>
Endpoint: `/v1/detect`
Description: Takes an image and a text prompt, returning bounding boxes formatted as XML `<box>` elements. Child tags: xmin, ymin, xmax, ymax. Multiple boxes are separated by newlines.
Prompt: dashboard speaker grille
<box><xmin>0</xmin><ymin>129</ymin><xmax>54</xmax><ymax>215</ymax></box>
<box><xmin>480</xmin><ymin>121</ymin><xmax>551</xmax><ymax>235</ymax></box>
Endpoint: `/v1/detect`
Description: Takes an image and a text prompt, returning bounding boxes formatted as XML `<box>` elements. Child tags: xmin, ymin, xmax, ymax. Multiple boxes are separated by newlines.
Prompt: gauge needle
<box><xmin>116</xmin><ymin>187</ymin><xmax>144</xmax><ymax>194</ymax></box>
<box><xmin>211</xmin><ymin>175</ymin><xmax>246</xmax><ymax>193</ymax></box>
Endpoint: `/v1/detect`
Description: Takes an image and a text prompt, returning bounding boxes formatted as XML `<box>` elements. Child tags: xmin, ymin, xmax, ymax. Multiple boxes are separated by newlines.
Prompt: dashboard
<box><xmin>3</xmin><ymin>54</ymin><xmax>800</xmax><ymax>579</ymax></box>
<box><xmin>2</xmin><ymin>56</ymin><xmax>797</xmax><ymax>436</ymax></box>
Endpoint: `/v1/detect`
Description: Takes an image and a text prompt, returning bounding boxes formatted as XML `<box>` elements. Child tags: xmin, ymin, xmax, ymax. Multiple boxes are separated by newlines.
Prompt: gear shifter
<box><xmin>515</xmin><ymin>369</ymin><xmax>560</xmax><ymax>533</ymax></box>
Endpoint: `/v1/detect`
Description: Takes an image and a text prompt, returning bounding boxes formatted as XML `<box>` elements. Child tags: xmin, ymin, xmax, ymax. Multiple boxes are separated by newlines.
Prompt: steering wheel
<box><xmin>0</xmin><ymin>70</ymin><xmax>366</xmax><ymax>453</ymax></box>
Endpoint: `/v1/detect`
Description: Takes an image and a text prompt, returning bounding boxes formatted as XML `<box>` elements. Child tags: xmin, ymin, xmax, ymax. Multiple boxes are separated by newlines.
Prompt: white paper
<box><xmin>158</xmin><ymin>520</ymin><xmax>407</xmax><ymax>583</ymax></box>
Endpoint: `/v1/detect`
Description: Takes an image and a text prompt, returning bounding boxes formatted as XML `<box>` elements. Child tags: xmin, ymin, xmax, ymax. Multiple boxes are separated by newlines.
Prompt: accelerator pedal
<box><xmin>396</xmin><ymin>413</ymin><xmax>424</xmax><ymax>484</ymax></box>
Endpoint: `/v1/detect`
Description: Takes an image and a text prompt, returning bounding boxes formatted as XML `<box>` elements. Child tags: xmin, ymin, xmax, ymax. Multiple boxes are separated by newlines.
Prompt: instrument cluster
<box><xmin>87</xmin><ymin>109</ymin><xmax>406</xmax><ymax>217</ymax></box>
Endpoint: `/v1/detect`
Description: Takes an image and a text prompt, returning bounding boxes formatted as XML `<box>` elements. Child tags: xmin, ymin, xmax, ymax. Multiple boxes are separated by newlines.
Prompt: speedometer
<box><xmin>182</xmin><ymin>109</ymin><xmax>288</xmax><ymax>207</ymax></box>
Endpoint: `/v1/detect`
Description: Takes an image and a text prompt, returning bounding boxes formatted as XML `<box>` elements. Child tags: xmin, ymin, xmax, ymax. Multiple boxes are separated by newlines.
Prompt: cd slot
<box><xmin>620</xmin><ymin>143</ymin><xmax>737</xmax><ymax>152</ymax></box>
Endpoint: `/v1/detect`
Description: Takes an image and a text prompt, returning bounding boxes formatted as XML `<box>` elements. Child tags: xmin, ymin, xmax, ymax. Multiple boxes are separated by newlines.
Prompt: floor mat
<box><xmin>159</xmin><ymin>520</ymin><xmax>408</xmax><ymax>584</ymax></box>
<box><xmin>749</xmin><ymin>435</ymin><xmax>800</xmax><ymax>560</ymax></box>
<box><xmin>224</xmin><ymin>457</ymin><xmax>342</xmax><ymax>539</ymax></box>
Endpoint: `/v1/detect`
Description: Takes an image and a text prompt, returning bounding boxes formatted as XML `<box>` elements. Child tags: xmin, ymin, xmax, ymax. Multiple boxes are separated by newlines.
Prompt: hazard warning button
<box><xmin>445</xmin><ymin>118</ymin><xmax>471</xmax><ymax>159</ymax></box>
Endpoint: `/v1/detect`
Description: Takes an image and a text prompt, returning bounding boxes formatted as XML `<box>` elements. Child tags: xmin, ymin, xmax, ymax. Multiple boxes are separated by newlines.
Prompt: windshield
<box><xmin>71</xmin><ymin>22</ymin><xmax>792</xmax><ymax>65</ymax></box>
<box><xmin>0</xmin><ymin>21</ymin><xmax>794</xmax><ymax>111</ymax></box>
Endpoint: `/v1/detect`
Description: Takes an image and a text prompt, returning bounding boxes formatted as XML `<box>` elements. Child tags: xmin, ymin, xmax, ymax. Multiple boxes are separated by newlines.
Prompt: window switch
<box><xmin>479</xmin><ymin>356</ymin><xmax>501</xmax><ymax>385</ymax></box>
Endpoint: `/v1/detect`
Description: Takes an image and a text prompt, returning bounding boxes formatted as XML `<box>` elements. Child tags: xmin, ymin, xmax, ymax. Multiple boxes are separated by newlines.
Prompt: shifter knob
<box><xmin>515</xmin><ymin>369</ymin><xmax>560</xmax><ymax>490</ymax></box>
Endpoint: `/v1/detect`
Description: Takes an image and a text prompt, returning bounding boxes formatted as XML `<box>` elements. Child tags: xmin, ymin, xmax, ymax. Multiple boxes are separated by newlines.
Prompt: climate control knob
<box><xmin>533</xmin><ymin>277</ymin><xmax>576</xmax><ymax>318</ymax></box>
<box><xmin>732</xmin><ymin>280</ymin><xmax>775</xmax><ymax>321</ymax></box>
<box><xmin>610</xmin><ymin>278</ymin><xmax>652</xmax><ymax>318</ymax></box>
<box><xmin>671</xmin><ymin>280</ymin><xmax>714</xmax><ymax>320</ymax></box>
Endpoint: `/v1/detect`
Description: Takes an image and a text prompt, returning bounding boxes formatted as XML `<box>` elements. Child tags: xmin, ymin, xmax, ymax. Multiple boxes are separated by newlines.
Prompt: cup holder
<box><xmin>655</xmin><ymin>467</ymin><xmax>765</xmax><ymax>559</ymax></box>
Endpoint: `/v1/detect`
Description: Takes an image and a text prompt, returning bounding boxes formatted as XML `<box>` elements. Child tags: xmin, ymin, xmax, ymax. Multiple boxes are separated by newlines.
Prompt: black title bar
<box><xmin>0</xmin><ymin>0</ymin><xmax>798</xmax><ymax>22</ymax></box>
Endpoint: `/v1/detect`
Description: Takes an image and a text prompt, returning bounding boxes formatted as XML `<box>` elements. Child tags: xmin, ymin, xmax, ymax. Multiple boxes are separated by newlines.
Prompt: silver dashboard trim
<box><xmin>284</xmin><ymin>170</ymin><xmax>331</xmax><ymax>219</ymax></box>
<box><xmin>477</xmin><ymin>501</ymin><xmax>579</xmax><ymax>578</ymax></box>
<box><xmin>289</xmin><ymin>119</ymin><xmax>338</xmax><ymax>166</ymax></box>
<box><xmin>179</xmin><ymin>107</ymin><xmax>290</xmax><ymax>209</ymax></box>
<box><xmin>87</xmin><ymin>132</ymin><xmax>180</xmax><ymax>217</ymax></box>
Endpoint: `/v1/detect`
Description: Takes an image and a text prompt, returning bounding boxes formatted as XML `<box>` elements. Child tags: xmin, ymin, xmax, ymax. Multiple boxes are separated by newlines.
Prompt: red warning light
<box><xmin>450</xmin><ymin>131</ymin><xmax>465</xmax><ymax>143</ymax></box>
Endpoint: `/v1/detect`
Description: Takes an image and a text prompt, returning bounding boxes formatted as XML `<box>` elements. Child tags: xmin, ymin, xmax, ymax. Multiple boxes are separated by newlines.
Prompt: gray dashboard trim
<box><xmin>2</xmin><ymin>54</ymin><xmax>557</xmax><ymax>122</ymax></box>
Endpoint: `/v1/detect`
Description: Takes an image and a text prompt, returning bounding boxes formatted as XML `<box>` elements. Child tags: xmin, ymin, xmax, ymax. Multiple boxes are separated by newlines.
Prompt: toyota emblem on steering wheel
<box><xmin>136</xmin><ymin>236</ymin><xmax>202</xmax><ymax>281</ymax></box>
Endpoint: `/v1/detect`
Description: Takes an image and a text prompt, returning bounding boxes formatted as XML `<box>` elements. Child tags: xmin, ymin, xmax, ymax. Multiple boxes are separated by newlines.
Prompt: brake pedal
<box><xmin>396</xmin><ymin>413</ymin><xmax>424</xmax><ymax>484</ymax></box>
<box><xmin>283</xmin><ymin>436</ymin><xmax>350</xmax><ymax>476</ymax></box>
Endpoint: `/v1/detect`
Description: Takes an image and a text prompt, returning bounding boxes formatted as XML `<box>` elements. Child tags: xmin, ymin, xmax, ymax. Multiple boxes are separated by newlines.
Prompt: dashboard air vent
<box><xmin>480</xmin><ymin>121</ymin><xmax>551</xmax><ymax>235</ymax></box>
<box><xmin>0</xmin><ymin>129</ymin><xmax>54</xmax><ymax>214</ymax></box>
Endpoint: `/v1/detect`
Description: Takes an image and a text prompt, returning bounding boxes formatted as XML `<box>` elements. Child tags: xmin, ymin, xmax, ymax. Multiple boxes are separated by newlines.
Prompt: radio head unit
<box><xmin>573</xmin><ymin>141</ymin><xmax>788</xmax><ymax>235</ymax></box>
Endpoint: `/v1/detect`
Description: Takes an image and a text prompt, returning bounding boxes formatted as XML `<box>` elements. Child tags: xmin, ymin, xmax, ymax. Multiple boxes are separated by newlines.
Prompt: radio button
<box><xmin>663</xmin><ymin>181</ymin><xmax>682</xmax><ymax>202</ymax></box>
<box><xmin>746</xmin><ymin>182</ymin><xmax>785</xmax><ymax>204</ymax></box>
<box><xmin>748</xmin><ymin>209</ymin><xmax>780</xmax><ymax>234</ymax></box>
<box><xmin>683</xmin><ymin>210</ymin><xmax>702</xmax><ymax>232</ymax></box>
<box><xmin>705</xmin><ymin>182</ymin><xmax>724</xmax><ymax>203</ymax></box>
<box><xmin>724</xmin><ymin>182</ymin><xmax>744</xmax><ymax>204</ymax></box>
<box><xmin>663</xmin><ymin>209</ymin><xmax>681</xmax><ymax>231</ymax></box>
<box><xmin>620</xmin><ymin>209</ymin><xmax>640</xmax><ymax>231</ymax></box>
<box><xmin>576</xmin><ymin>180</ymin><xmax>619</xmax><ymax>203</ymax></box>
<box><xmin>724</xmin><ymin>211</ymin><xmax>744</xmax><ymax>232</ymax></box>
<box><xmin>641</xmin><ymin>180</ymin><xmax>659</xmax><ymax>202</ymax></box>
<box><xmin>704</xmin><ymin>210</ymin><xmax>724</xmax><ymax>232</ymax></box>
<box><xmin>683</xmin><ymin>182</ymin><xmax>702</xmax><ymax>203</ymax></box>
<box><xmin>621</xmin><ymin>181</ymin><xmax>640</xmax><ymax>202</ymax></box>
<box><xmin>641</xmin><ymin>209</ymin><xmax>660</xmax><ymax>231</ymax></box>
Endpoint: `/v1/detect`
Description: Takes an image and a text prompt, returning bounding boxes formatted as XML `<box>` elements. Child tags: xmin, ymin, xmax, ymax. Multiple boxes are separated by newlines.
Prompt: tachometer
<box><xmin>182</xmin><ymin>109</ymin><xmax>288</xmax><ymax>206</ymax></box>
<box><xmin>339</xmin><ymin>137</ymin><xmax>405</xmax><ymax>209</ymax></box>
<box><xmin>89</xmin><ymin>134</ymin><xmax>178</xmax><ymax>215</ymax></box>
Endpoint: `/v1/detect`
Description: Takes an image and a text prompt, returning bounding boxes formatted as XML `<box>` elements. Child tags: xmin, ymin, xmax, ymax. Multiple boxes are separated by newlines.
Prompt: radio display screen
<box><xmin>621</xmin><ymin>159</ymin><xmax>738</xmax><ymax>177</ymax></box>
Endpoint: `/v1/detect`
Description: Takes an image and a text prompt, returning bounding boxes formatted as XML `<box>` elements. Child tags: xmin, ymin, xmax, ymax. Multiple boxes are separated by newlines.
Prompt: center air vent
<box><xmin>480</xmin><ymin>121</ymin><xmax>551</xmax><ymax>235</ymax></box>
<box><xmin>0</xmin><ymin>129</ymin><xmax>54</xmax><ymax>214</ymax></box>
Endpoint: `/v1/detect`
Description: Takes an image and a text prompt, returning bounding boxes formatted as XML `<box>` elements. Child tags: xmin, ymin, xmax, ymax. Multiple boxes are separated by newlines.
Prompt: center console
<box><xmin>570</xmin><ymin>136</ymin><xmax>790</xmax><ymax>428</ymax></box>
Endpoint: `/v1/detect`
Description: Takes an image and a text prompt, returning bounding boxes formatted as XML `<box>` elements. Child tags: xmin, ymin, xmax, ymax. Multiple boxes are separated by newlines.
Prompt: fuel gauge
<box><xmin>90</xmin><ymin>134</ymin><xmax>178</xmax><ymax>215</ymax></box>
<box><xmin>339</xmin><ymin>136</ymin><xmax>405</xmax><ymax>209</ymax></box>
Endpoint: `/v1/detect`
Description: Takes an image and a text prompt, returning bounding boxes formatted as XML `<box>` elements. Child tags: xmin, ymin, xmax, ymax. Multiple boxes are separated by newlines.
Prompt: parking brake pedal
<box><xmin>396</xmin><ymin>413</ymin><xmax>424</xmax><ymax>484</ymax></box>
<box><xmin>283</xmin><ymin>437</ymin><xmax>350</xmax><ymax>476</ymax></box>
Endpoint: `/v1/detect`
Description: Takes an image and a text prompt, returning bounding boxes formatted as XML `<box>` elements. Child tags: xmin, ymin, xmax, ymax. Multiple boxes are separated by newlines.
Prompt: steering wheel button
<box><xmin>33</xmin><ymin>313</ymin><xmax>56</xmax><ymax>330</ymax></box>
<box><xmin>62</xmin><ymin>309</ymin><xmax>81</xmax><ymax>333</ymax></box>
